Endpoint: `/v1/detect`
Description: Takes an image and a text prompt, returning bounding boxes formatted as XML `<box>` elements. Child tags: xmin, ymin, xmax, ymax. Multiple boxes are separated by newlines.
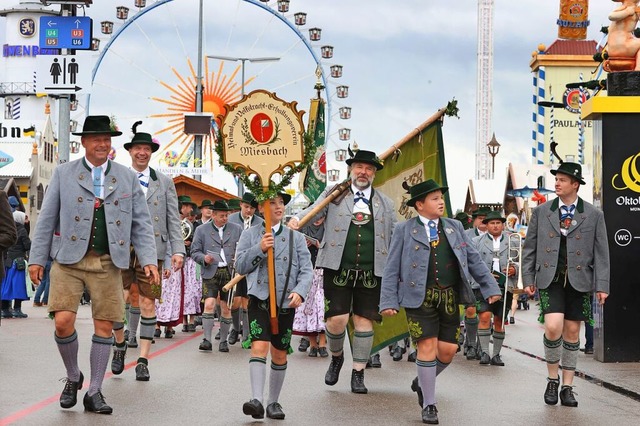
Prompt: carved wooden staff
<box><xmin>219</xmin><ymin>89</ymin><xmax>307</xmax><ymax>334</ymax></box>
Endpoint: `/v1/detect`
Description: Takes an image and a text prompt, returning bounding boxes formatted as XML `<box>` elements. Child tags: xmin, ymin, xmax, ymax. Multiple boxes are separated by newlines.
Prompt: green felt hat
<box><xmin>178</xmin><ymin>195</ymin><xmax>197</xmax><ymax>208</ymax></box>
<box><xmin>482</xmin><ymin>210</ymin><xmax>506</xmax><ymax>224</ymax></box>
<box><xmin>406</xmin><ymin>179</ymin><xmax>448</xmax><ymax>207</ymax></box>
<box><xmin>124</xmin><ymin>132</ymin><xmax>159</xmax><ymax>153</ymax></box>
<box><xmin>227</xmin><ymin>198</ymin><xmax>241</xmax><ymax>210</ymax></box>
<box><xmin>551</xmin><ymin>161</ymin><xmax>585</xmax><ymax>185</ymax></box>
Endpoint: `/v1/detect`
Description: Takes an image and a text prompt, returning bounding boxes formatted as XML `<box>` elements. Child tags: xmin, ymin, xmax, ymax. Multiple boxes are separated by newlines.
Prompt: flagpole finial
<box><xmin>314</xmin><ymin>66</ymin><xmax>325</xmax><ymax>99</ymax></box>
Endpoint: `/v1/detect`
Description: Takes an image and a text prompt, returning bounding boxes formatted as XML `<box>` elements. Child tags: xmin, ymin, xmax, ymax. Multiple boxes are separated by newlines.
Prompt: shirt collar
<box><xmin>272</xmin><ymin>222</ymin><xmax>282</xmax><ymax>235</ymax></box>
<box><xmin>131</xmin><ymin>166</ymin><xmax>150</xmax><ymax>178</ymax></box>
<box><xmin>85</xmin><ymin>158</ymin><xmax>107</xmax><ymax>172</ymax></box>
<box><xmin>418</xmin><ymin>214</ymin><xmax>439</xmax><ymax>227</ymax></box>
<box><xmin>559</xmin><ymin>196</ymin><xmax>578</xmax><ymax>210</ymax></box>
<box><xmin>351</xmin><ymin>185</ymin><xmax>372</xmax><ymax>199</ymax></box>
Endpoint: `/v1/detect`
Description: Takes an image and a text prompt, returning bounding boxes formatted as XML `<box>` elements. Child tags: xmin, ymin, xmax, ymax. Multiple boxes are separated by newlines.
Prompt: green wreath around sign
<box><xmin>215</xmin><ymin>131</ymin><xmax>316</xmax><ymax>202</ymax></box>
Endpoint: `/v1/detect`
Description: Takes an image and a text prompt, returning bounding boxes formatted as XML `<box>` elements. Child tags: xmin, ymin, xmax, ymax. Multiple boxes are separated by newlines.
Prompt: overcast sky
<box><xmin>1</xmin><ymin>0</ymin><xmax>615</xmax><ymax>208</ymax></box>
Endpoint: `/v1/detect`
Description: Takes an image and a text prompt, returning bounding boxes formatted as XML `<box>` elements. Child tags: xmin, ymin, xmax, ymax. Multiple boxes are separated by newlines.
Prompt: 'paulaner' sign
<box><xmin>220</xmin><ymin>90</ymin><xmax>305</xmax><ymax>183</ymax></box>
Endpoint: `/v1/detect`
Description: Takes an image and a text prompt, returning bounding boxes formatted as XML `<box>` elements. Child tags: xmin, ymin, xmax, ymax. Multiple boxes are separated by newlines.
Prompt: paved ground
<box><xmin>1</xmin><ymin>303</ymin><xmax>639</xmax><ymax>425</ymax></box>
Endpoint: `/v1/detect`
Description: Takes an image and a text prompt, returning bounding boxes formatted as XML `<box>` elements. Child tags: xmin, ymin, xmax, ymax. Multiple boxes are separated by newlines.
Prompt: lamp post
<box><xmin>193</xmin><ymin>0</ymin><xmax>204</xmax><ymax>181</ymax></box>
<box><xmin>486</xmin><ymin>132</ymin><xmax>500</xmax><ymax>179</ymax></box>
<box><xmin>206</xmin><ymin>54</ymin><xmax>280</xmax><ymax>195</ymax></box>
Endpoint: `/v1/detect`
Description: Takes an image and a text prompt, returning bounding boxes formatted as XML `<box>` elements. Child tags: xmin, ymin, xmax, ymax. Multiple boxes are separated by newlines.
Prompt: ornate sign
<box><xmin>219</xmin><ymin>89</ymin><xmax>305</xmax><ymax>186</ymax></box>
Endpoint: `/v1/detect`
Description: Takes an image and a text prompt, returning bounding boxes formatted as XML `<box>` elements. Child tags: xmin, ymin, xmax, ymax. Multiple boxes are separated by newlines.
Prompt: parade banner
<box><xmin>299</xmin><ymin>99</ymin><xmax>326</xmax><ymax>203</ymax></box>
<box><xmin>349</xmin><ymin>109</ymin><xmax>453</xmax><ymax>354</ymax></box>
<box><xmin>374</xmin><ymin>118</ymin><xmax>452</xmax><ymax>220</ymax></box>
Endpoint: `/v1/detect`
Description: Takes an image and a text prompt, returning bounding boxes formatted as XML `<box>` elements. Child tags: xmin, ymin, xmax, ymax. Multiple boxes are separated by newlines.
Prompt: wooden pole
<box><xmin>263</xmin><ymin>199</ymin><xmax>279</xmax><ymax>334</ymax></box>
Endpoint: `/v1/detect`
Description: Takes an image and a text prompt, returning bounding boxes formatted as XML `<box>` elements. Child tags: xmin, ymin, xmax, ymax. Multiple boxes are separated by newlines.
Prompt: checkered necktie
<box><xmin>428</xmin><ymin>220</ymin><xmax>438</xmax><ymax>242</ymax></box>
<box><xmin>560</xmin><ymin>204</ymin><xmax>575</xmax><ymax>221</ymax></box>
<box><xmin>354</xmin><ymin>191</ymin><xmax>368</xmax><ymax>205</ymax></box>
<box><xmin>92</xmin><ymin>167</ymin><xmax>102</xmax><ymax>198</ymax></box>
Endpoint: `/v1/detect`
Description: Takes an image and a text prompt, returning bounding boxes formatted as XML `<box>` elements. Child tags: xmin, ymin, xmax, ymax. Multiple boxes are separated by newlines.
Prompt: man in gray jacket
<box><xmin>111</xmin><ymin>127</ymin><xmax>185</xmax><ymax>382</ymax></box>
<box><xmin>522</xmin><ymin>162</ymin><xmax>609</xmax><ymax>408</ymax></box>
<box><xmin>28</xmin><ymin>115</ymin><xmax>159</xmax><ymax>415</ymax></box>
<box><xmin>289</xmin><ymin>149</ymin><xmax>396</xmax><ymax>394</ymax></box>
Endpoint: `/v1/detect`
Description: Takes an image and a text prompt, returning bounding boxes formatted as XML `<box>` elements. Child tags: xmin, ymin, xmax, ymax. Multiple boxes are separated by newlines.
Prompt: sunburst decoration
<box><xmin>150</xmin><ymin>58</ymin><xmax>255</xmax><ymax>169</ymax></box>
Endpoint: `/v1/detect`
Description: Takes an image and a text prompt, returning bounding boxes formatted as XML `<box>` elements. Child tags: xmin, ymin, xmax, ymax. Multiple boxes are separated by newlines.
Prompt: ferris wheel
<box><xmin>83</xmin><ymin>0</ymin><xmax>352</xmax><ymax>182</ymax></box>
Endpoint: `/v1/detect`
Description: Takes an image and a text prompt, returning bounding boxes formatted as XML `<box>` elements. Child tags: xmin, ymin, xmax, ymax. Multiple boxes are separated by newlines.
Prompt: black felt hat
<box><xmin>72</xmin><ymin>115</ymin><xmax>122</xmax><ymax>136</ymax></box>
<box><xmin>345</xmin><ymin>150</ymin><xmax>384</xmax><ymax>170</ymax></box>
<box><xmin>211</xmin><ymin>200</ymin><xmax>232</xmax><ymax>211</ymax></box>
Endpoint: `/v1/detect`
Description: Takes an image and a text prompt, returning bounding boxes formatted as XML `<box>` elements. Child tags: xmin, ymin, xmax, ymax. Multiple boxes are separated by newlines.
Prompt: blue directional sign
<box><xmin>39</xmin><ymin>16</ymin><xmax>93</xmax><ymax>50</ymax></box>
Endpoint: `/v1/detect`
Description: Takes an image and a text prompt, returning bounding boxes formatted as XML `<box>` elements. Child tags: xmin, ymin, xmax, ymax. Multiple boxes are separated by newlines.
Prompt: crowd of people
<box><xmin>1</xmin><ymin>114</ymin><xmax>609</xmax><ymax>424</ymax></box>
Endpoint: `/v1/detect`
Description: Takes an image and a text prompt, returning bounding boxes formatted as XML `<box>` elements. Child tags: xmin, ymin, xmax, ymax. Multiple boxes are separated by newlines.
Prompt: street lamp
<box><xmin>206</xmin><ymin>55</ymin><xmax>281</xmax><ymax>195</ymax></box>
<box><xmin>206</xmin><ymin>55</ymin><xmax>281</xmax><ymax>98</ymax></box>
<box><xmin>486</xmin><ymin>132</ymin><xmax>500</xmax><ymax>178</ymax></box>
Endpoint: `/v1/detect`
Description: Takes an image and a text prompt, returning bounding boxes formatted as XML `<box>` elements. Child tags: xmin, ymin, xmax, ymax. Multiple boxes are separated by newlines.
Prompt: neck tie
<box><xmin>354</xmin><ymin>191</ymin><xmax>368</xmax><ymax>205</ymax></box>
<box><xmin>428</xmin><ymin>220</ymin><xmax>438</xmax><ymax>242</ymax></box>
<box><xmin>92</xmin><ymin>167</ymin><xmax>102</xmax><ymax>198</ymax></box>
<box><xmin>244</xmin><ymin>216</ymin><xmax>251</xmax><ymax>230</ymax></box>
<box><xmin>560</xmin><ymin>204</ymin><xmax>575</xmax><ymax>221</ymax></box>
<box><xmin>138</xmin><ymin>172</ymin><xmax>148</xmax><ymax>188</ymax></box>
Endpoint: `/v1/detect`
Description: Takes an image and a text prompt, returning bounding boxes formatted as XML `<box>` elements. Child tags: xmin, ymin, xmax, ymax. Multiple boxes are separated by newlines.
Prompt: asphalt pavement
<box><xmin>1</xmin><ymin>302</ymin><xmax>639</xmax><ymax>425</ymax></box>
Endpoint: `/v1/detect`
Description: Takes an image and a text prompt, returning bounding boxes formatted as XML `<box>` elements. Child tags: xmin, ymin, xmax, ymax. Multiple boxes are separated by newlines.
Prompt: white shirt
<box><xmin>216</xmin><ymin>224</ymin><xmax>227</xmax><ymax>267</ymax></box>
<box><xmin>351</xmin><ymin>184</ymin><xmax>372</xmax><ymax>214</ymax></box>
<box><xmin>418</xmin><ymin>215</ymin><xmax>439</xmax><ymax>242</ymax></box>
<box><xmin>131</xmin><ymin>166</ymin><xmax>150</xmax><ymax>195</ymax></box>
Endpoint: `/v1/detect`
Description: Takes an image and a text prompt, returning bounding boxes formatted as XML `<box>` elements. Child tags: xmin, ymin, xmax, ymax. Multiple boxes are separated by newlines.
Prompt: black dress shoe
<box><xmin>479</xmin><ymin>352</ymin><xmax>491</xmax><ymax>365</ymax></box>
<box><xmin>60</xmin><ymin>372</ymin><xmax>84</xmax><ymax>409</ymax></box>
<box><xmin>308</xmin><ymin>347</ymin><xmax>319</xmax><ymax>357</ymax></box>
<box><xmin>199</xmin><ymin>339</ymin><xmax>212</xmax><ymax>352</ymax></box>
<box><xmin>165</xmin><ymin>329</ymin><xmax>173</xmax><ymax>339</ymax></box>
<box><xmin>219</xmin><ymin>341</ymin><xmax>229</xmax><ymax>352</ymax></box>
<box><xmin>392</xmin><ymin>345</ymin><xmax>403</xmax><ymax>361</ymax></box>
<box><xmin>154</xmin><ymin>328</ymin><xmax>161</xmax><ymax>338</ymax></box>
<box><xmin>242</xmin><ymin>399</ymin><xmax>265</xmax><ymax>419</ymax></box>
<box><xmin>325</xmin><ymin>354</ymin><xmax>344</xmax><ymax>385</ymax></box>
<box><xmin>228</xmin><ymin>329</ymin><xmax>239</xmax><ymax>345</ymax></box>
<box><xmin>298</xmin><ymin>337</ymin><xmax>310</xmax><ymax>352</ymax></box>
<box><xmin>411</xmin><ymin>376</ymin><xmax>423</xmax><ymax>408</ymax></box>
<box><xmin>407</xmin><ymin>351</ymin><xmax>417</xmax><ymax>363</ymax></box>
<box><xmin>111</xmin><ymin>344</ymin><xmax>127</xmax><ymax>375</ymax></box>
<box><xmin>465</xmin><ymin>346</ymin><xmax>477</xmax><ymax>360</ymax></box>
<box><xmin>422</xmin><ymin>404</ymin><xmax>438</xmax><ymax>424</ymax></box>
<box><xmin>135</xmin><ymin>363</ymin><xmax>150</xmax><ymax>381</ymax></box>
<box><xmin>490</xmin><ymin>354</ymin><xmax>505</xmax><ymax>366</ymax></box>
<box><xmin>128</xmin><ymin>336</ymin><xmax>138</xmax><ymax>348</ymax></box>
<box><xmin>318</xmin><ymin>347</ymin><xmax>329</xmax><ymax>358</ymax></box>
<box><xmin>83</xmin><ymin>391</ymin><xmax>113</xmax><ymax>414</ymax></box>
<box><xmin>370</xmin><ymin>353</ymin><xmax>381</xmax><ymax>368</ymax></box>
<box><xmin>350</xmin><ymin>369</ymin><xmax>368</xmax><ymax>394</ymax></box>
<box><xmin>560</xmin><ymin>386</ymin><xmax>578</xmax><ymax>407</ymax></box>
<box><xmin>544</xmin><ymin>378</ymin><xmax>560</xmax><ymax>405</ymax></box>
<box><xmin>266</xmin><ymin>402</ymin><xmax>286</xmax><ymax>419</ymax></box>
